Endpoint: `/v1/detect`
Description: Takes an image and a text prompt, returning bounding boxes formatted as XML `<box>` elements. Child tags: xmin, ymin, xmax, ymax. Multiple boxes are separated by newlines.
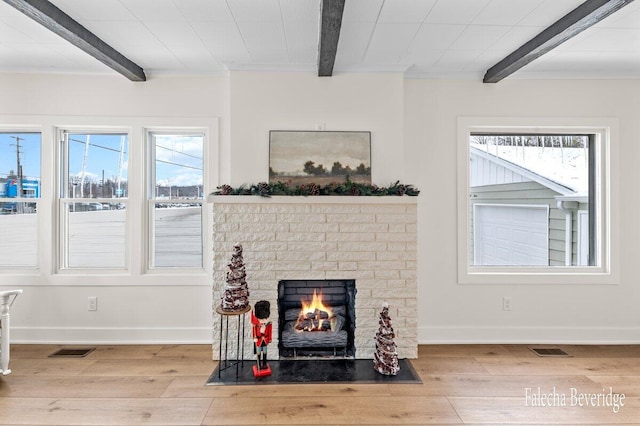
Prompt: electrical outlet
<box><xmin>503</xmin><ymin>297</ymin><xmax>512</xmax><ymax>311</ymax></box>
<box><xmin>88</xmin><ymin>296</ymin><xmax>97</xmax><ymax>311</ymax></box>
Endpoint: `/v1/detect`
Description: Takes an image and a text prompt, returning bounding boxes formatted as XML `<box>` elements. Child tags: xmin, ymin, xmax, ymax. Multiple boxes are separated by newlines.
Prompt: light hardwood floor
<box><xmin>1</xmin><ymin>344</ymin><xmax>639</xmax><ymax>425</ymax></box>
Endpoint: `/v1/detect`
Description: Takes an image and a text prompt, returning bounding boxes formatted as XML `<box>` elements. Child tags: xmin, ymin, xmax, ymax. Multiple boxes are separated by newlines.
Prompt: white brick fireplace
<box><xmin>209</xmin><ymin>196</ymin><xmax>418</xmax><ymax>360</ymax></box>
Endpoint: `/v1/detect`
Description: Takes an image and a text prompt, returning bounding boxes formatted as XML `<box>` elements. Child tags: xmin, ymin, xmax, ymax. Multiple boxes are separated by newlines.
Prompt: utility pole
<box><xmin>80</xmin><ymin>135</ymin><xmax>90</xmax><ymax>198</ymax></box>
<box><xmin>9</xmin><ymin>136</ymin><xmax>23</xmax><ymax>214</ymax></box>
<box><xmin>117</xmin><ymin>135</ymin><xmax>125</xmax><ymax>198</ymax></box>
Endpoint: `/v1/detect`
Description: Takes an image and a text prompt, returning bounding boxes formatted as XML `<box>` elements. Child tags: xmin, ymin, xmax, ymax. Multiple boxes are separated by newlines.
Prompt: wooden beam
<box><xmin>318</xmin><ymin>0</ymin><xmax>345</xmax><ymax>77</ymax></box>
<box><xmin>3</xmin><ymin>0</ymin><xmax>146</xmax><ymax>81</ymax></box>
<box><xmin>483</xmin><ymin>0</ymin><xmax>635</xmax><ymax>83</ymax></box>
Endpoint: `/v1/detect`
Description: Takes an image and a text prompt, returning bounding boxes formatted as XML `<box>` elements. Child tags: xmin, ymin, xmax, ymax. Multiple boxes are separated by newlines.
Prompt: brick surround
<box><xmin>209</xmin><ymin>196</ymin><xmax>418</xmax><ymax>360</ymax></box>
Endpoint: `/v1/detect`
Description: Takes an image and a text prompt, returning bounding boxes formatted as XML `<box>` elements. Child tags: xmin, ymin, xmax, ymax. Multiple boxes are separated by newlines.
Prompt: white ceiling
<box><xmin>1</xmin><ymin>0</ymin><xmax>640</xmax><ymax>80</ymax></box>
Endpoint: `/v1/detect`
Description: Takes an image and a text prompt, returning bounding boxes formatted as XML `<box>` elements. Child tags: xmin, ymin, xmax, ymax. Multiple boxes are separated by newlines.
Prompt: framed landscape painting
<box><xmin>269</xmin><ymin>131</ymin><xmax>371</xmax><ymax>185</ymax></box>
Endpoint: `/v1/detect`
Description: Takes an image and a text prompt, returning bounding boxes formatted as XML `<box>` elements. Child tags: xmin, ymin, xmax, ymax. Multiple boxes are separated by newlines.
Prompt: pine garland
<box><xmin>212</xmin><ymin>178</ymin><xmax>419</xmax><ymax>197</ymax></box>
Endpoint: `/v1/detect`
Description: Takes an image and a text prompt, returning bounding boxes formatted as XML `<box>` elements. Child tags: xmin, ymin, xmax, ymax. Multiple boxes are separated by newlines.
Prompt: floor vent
<box><xmin>49</xmin><ymin>348</ymin><xmax>96</xmax><ymax>358</ymax></box>
<box><xmin>530</xmin><ymin>347</ymin><xmax>571</xmax><ymax>357</ymax></box>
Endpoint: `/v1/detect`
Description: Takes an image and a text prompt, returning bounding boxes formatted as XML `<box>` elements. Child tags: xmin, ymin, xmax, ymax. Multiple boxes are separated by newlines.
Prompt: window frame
<box><xmin>145</xmin><ymin>129</ymin><xmax>207</xmax><ymax>272</ymax></box>
<box><xmin>0</xmin><ymin>115</ymin><xmax>216</xmax><ymax>287</ymax></box>
<box><xmin>457</xmin><ymin>116</ymin><xmax>618</xmax><ymax>285</ymax></box>
<box><xmin>57</xmin><ymin>127</ymin><xmax>131</xmax><ymax>272</ymax></box>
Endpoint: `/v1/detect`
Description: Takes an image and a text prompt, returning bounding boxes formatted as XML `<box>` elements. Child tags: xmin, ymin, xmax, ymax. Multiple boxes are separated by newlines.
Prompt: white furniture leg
<box><xmin>0</xmin><ymin>289</ymin><xmax>23</xmax><ymax>375</ymax></box>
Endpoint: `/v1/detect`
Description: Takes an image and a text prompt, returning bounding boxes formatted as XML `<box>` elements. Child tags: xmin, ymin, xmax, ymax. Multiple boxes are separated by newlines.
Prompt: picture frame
<box><xmin>269</xmin><ymin>130</ymin><xmax>371</xmax><ymax>185</ymax></box>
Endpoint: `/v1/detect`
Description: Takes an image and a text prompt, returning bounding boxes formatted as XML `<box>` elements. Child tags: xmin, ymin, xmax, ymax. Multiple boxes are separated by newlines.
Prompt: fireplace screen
<box><xmin>278</xmin><ymin>280</ymin><xmax>356</xmax><ymax>358</ymax></box>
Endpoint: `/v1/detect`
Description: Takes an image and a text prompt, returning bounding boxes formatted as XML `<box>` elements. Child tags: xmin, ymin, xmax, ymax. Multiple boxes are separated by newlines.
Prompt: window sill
<box><xmin>459</xmin><ymin>266</ymin><xmax>618</xmax><ymax>285</ymax></box>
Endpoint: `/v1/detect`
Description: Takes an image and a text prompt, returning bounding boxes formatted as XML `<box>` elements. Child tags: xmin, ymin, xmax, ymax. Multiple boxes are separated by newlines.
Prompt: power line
<box><xmin>156</xmin><ymin>143</ymin><xmax>202</xmax><ymax>160</ymax></box>
<box><xmin>69</xmin><ymin>137</ymin><xmax>128</xmax><ymax>154</ymax></box>
<box><xmin>156</xmin><ymin>159</ymin><xmax>202</xmax><ymax>171</ymax></box>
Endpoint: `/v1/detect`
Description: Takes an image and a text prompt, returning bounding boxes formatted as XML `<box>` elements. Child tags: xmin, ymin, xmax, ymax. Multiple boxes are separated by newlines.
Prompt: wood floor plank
<box><xmin>7</xmin><ymin>358</ymin><xmax>96</xmax><ymax>376</ymax></box>
<box><xmin>0</xmin><ymin>397</ymin><xmax>212</xmax><ymax>426</ymax></box>
<box><xmin>155</xmin><ymin>344</ymin><xmax>214</xmax><ymax>359</ymax></box>
<box><xmin>389</xmin><ymin>374</ymin><xmax>600</xmax><ymax>397</ymax></box>
<box><xmin>203</xmin><ymin>396</ymin><xmax>462</xmax><ymax>425</ymax></box>
<box><xmin>9</xmin><ymin>344</ymin><xmax>64</xmax><ymax>359</ymax></box>
<box><xmin>561</xmin><ymin>345</ymin><xmax>640</xmax><ymax>358</ymax></box>
<box><xmin>88</xmin><ymin>345</ymin><xmax>165</xmax><ymax>360</ymax></box>
<box><xmin>411</xmin><ymin>356</ymin><xmax>491</xmax><ymax>375</ymax></box>
<box><xmin>79</xmin><ymin>358</ymin><xmax>215</xmax><ymax>376</ymax></box>
<box><xmin>477</xmin><ymin>357</ymin><xmax>640</xmax><ymax>376</ymax></box>
<box><xmin>0</xmin><ymin>375</ymin><xmax>174</xmax><ymax>398</ymax></box>
<box><xmin>419</xmin><ymin>344</ymin><xmax>518</xmax><ymax>358</ymax></box>
<box><xmin>163</xmin><ymin>376</ymin><xmax>391</xmax><ymax>398</ymax></box>
<box><xmin>449</xmin><ymin>396</ymin><xmax>639</xmax><ymax>424</ymax></box>
<box><xmin>587</xmin><ymin>375</ymin><xmax>640</xmax><ymax>397</ymax></box>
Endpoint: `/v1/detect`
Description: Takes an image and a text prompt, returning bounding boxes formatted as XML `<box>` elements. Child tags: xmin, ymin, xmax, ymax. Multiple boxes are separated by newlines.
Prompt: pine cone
<box><xmin>218</xmin><ymin>184</ymin><xmax>233</xmax><ymax>195</ymax></box>
<box><xmin>350</xmin><ymin>185</ymin><xmax>360</xmax><ymax>196</ymax></box>
<box><xmin>396</xmin><ymin>184</ymin><xmax>407</xmax><ymax>196</ymax></box>
<box><xmin>309</xmin><ymin>183</ymin><xmax>320</xmax><ymax>195</ymax></box>
<box><xmin>257</xmin><ymin>182</ymin><xmax>271</xmax><ymax>196</ymax></box>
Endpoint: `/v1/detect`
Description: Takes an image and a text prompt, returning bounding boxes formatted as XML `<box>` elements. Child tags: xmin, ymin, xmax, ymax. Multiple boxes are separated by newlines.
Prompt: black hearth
<box><xmin>277</xmin><ymin>279</ymin><xmax>356</xmax><ymax>358</ymax></box>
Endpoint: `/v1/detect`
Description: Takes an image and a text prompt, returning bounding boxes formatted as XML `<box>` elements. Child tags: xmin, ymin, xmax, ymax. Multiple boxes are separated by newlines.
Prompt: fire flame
<box><xmin>295</xmin><ymin>289</ymin><xmax>334</xmax><ymax>332</ymax></box>
<box><xmin>301</xmin><ymin>289</ymin><xmax>332</xmax><ymax>316</ymax></box>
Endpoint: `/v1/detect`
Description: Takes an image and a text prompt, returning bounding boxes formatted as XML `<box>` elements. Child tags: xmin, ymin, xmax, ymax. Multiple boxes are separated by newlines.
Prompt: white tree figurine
<box><xmin>373</xmin><ymin>303</ymin><xmax>400</xmax><ymax>375</ymax></box>
<box><xmin>220</xmin><ymin>243</ymin><xmax>250</xmax><ymax>311</ymax></box>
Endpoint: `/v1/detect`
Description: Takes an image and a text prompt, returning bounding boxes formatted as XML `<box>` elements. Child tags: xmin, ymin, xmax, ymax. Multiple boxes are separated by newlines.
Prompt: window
<box><xmin>0</xmin><ymin>132</ymin><xmax>41</xmax><ymax>269</ymax></box>
<box><xmin>457</xmin><ymin>118</ymin><xmax>615</xmax><ymax>284</ymax></box>
<box><xmin>148</xmin><ymin>132</ymin><xmax>204</xmax><ymax>269</ymax></box>
<box><xmin>59</xmin><ymin>131</ymin><xmax>128</xmax><ymax>269</ymax></box>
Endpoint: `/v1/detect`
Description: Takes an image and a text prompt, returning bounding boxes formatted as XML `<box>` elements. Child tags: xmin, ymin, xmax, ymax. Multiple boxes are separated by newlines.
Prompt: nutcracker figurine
<box><xmin>251</xmin><ymin>300</ymin><xmax>272</xmax><ymax>377</ymax></box>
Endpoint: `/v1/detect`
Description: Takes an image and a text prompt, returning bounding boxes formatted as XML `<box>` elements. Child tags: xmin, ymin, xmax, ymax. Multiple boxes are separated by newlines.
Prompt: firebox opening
<box><xmin>278</xmin><ymin>280</ymin><xmax>356</xmax><ymax>358</ymax></box>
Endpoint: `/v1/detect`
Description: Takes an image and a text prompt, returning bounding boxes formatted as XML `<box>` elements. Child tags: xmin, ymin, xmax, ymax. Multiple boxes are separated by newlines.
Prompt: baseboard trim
<box><xmin>419</xmin><ymin>326</ymin><xmax>640</xmax><ymax>345</ymax></box>
<box><xmin>11</xmin><ymin>327</ymin><xmax>212</xmax><ymax>345</ymax></box>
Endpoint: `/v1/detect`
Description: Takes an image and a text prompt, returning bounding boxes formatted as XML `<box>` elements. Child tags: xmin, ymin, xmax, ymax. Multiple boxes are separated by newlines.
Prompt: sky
<box><xmin>0</xmin><ymin>132</ymin><xmax>203</xmax><ymax>192</ymax></box>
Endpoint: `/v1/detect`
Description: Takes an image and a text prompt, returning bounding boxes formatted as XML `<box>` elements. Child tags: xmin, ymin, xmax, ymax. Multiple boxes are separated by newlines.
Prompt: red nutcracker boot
<box><xmin>251</xmin><ymin>300</ymin><xmax>272</xmax><ymax>377</ymax></box>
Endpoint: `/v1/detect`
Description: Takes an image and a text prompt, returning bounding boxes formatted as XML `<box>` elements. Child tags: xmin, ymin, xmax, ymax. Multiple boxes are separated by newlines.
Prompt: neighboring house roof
<box><xmin>470</xmin><ymin>144</ymin><xmax>586</xmax><ymax>196</ymax></box>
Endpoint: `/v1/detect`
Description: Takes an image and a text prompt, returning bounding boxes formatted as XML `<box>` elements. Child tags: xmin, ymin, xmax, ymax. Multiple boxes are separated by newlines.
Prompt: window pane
<box><xmin>469</xmin><ymin>134</ymin><xmax>592</xmax><ymax>267</ymax></box>
<box><xmin>65</xmin><ymin>202</ymin><xmax>126</xmax><ymax>268</ymax></box>
<box><xmin>153</xmin><ymin>202</ymin><xmax>202</xmax><ymax>268</ymax></box>
<box><xmin>66</xmin><ymin>133</ymin><xmax>128</xmax><ymax>199</ymax></box>
<box><xmin>61</xmin><ymin>131</ymin><xmax>128</xmax><ymax>270</ymax></box>
<box><xmin>150</xmin><ymin>133</ymin><xmax>204</xmax><ymax>269</ymax></box>
<box><xmin>153</xmin><ymin>134</ymin><xmax>203</xmax><ymax>200</ymax></box>
<box><xmin>0</xmin><ymin>203</ymin><xmax>37</xmax><ymax>268</ymax></box>
<box><xmin>0</xmin><ymin>132</ymin><xmax>41</xmax><ymax>269</ymax></box>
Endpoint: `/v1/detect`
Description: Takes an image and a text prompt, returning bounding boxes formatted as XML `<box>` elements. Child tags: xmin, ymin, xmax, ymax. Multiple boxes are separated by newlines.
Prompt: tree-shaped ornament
<box><xmin>220</xmin><ymin>243</ymin><xmax>250</xmax><ymax>312</ymax></box>
<box><xmin>373</xmin><ymin>303</ymin><xmax>400</xmax><ymax>375</ymax></box>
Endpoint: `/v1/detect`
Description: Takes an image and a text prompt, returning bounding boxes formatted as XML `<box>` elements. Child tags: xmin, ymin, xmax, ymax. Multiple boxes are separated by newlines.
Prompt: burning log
<box><xmin>302</xmin><ymin>309</ymin><xmax>329</xmax><ymax>321</ymax></box>
<box><xmin>281</xmin><ymin>319</ymin><xmax>348</xmax><ymax>349</ymax></box>
<box><xmin>295</xmin><ymin>318</ymin><xmax>332</xmax><ymax>332</ymax></box>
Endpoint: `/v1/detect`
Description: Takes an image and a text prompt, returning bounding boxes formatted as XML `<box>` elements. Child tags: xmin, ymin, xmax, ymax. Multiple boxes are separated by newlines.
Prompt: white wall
<box><xmin>227</xmin><ymin>72</ymin><xmax>405</xmax><ymax>185</ymax></box>
<box><xmin>2</xmin><ymin>71</ymin><xmax>639</xmax><ymax>344</ymax></box>
<box><xmin>406</xmin><ymin>79</ymin><xmax>640</xmax><ymax>343</ymax></box>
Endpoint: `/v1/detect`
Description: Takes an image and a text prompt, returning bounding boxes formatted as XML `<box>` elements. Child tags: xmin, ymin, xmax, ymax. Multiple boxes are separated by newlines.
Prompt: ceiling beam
<box><xmin>483</xmin><ymin>0</ymin><xmax>635</xmax><ymax>83</ymax></box>
<box><xmin>318</xmin><ymin>0</ymin><xmax>345</xmax><ymax>77</ymax></box>
<box><xmin>3</xmin><ymin>0</ymin><xmax>146</xmax><ymax>81</ymax></box>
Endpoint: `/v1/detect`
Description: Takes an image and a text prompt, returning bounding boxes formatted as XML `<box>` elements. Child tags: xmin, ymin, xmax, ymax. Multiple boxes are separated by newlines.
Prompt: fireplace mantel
<box><xmin>207</xmin><ymin>194</ymin><xmax>418</xmax><ymax>205</ymax></box>
<box><xmin>209</xmin><ymin>195</ymin><xmax>418</xmax><ymax>360</ymax></box>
